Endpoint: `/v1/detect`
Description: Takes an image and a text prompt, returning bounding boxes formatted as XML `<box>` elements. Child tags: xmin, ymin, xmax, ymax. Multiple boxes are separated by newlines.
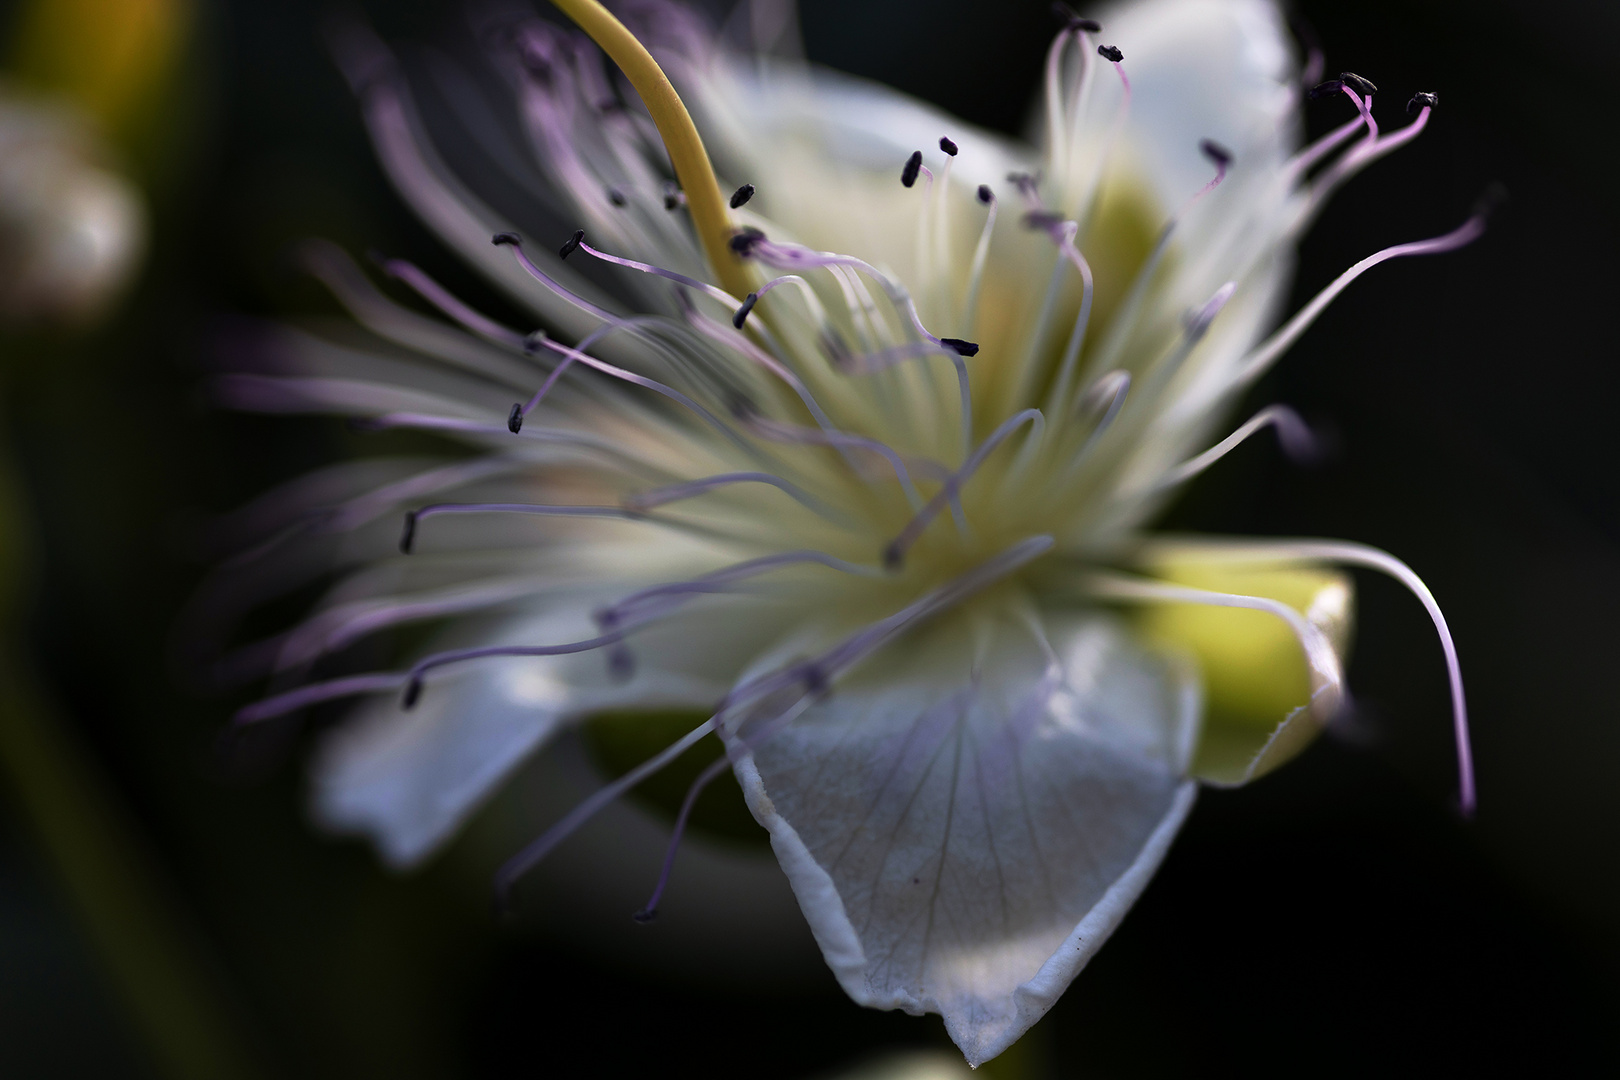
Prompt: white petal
<box><xmin>1103</xmin><ymin>0</ymin><xmax>1299</xmax><ymax>208</ymax></box>
<box><xmin>312</xmin><ymin>596</ymin><xmax>778</xmax><ymax>867</ymax></box>
<box><xmin>727</xmin><ymin>606</ymin><xmax>1198</xmax><ymax>1066</ymax></box>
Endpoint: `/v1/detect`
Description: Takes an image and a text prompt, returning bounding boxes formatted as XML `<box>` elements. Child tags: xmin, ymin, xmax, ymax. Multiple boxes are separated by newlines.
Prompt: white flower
<box><xmin>206</xmin><ymin>0</ymin><xmax>1482</xmax><ymax>1065</ymax></box>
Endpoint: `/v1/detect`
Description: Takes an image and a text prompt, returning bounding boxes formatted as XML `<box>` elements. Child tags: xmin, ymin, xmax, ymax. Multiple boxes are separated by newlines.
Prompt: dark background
<box><xmin>1</xmin><ymin>0</ymin><xmax>1616</xmax><ymax>1076</ymax></box>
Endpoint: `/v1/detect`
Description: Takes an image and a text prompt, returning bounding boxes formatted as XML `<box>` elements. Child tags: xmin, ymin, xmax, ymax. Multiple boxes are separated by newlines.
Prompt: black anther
<box><xmin>399</xmin><ymin>511</ymin><xmax>418</xmax><ymax>554</ymax></box>
<box><xmin>901</xmin><ymin>150</ymin><xmax>923</xmax><ymax>188</ymax></box>
<box><xmin>802</xmin><ymin>664</ymin><xmax>829</xmax><ymax>696</ymax></box>
<box><xmin>882</xmin><ymin>541</ymin><xmax>904</xmax><ymax>571</ymax></box>
<box><xmin>732</xmin><ymin>292</ymin><xmax>759</xmax><ymax>329</ymax></box>
<box><xmin>607</xmin><ymin>645</ymin><xmax>635</xmax><ymax>683</ymax></box>
<box><xmin>559</xmin><ymin>229</ymin><xmax>585</xmax><ymax>259</ymax></box>
<box><xmin>402</xmin><ymin>678</ymin><xmax>422</xmax><ymax>709</ymax></box>
<box><xmin>607</xmin><ymin>187</ymin><xmax>627</xmax><ymax>207</ymax></box>
<box><xmin>730</xmin><ymin>183</ymin><xmax>755</xmax><ymax>209</ymax></box>
<box><xmin>492</xmin><ymin>231</ymin><xmax>521</xmax><ymax>246</ymax></box>
<box><xmin>632</xmin><ymin>907</ymin><xmax>658</xmax><ymax>924</ymax></box>
<box><xmin>1098</xmin><ymin>44</ymin><xmax>1123</xmax><ymax>62</ymax></box>
<box><xmin>1199</xmin><ymin>139</ymin><xmax>1233</xmax><ymax>167</ymax></box>
<box><xmin>1022</xmin><ymin>210</ymin><xmax>1065</xmax><ymax>230</ymax></box>
<box><xmin>1339</xmin><ymin>71</ymin><xmax>1377</xmax><ymax>96</ymax></box>
<box><xmin>939</xmin><ymin>136</ymin><xmax>959</xmax><ymax>156</ymax></box>
<box><xmin>662</xmin><ymin>182</ymin><xmax>682</xmax><ymax>210</ymax></box>
<box><xmin>1308</xmin><ymin>78</ymin><xmax>1344</xmax><ymax>100</ymax></box>
<box><xmin>1407</xmin><ymin>91</ymin><xmax>1439</xmax><ymax>114</ymax></box>
<box><xmin>523</xmin><ymin>330</ymin><xmax>546</xmax><ymax>355</ymax></box>
<box><xmin>729</xmin><ymin>226</ymin><xmax>766</xmax><ymax>256</ymax></box>
<box><xmin>507</xmin><ymin>403</ymin><xmax>524</xmax><ymax>433</ymax></box>
<box><xmin>939</xmin><ymin>337</ymin><xmax>980</xmax><ymax>357</ymax></box>
<box><xmin>977</xmin><ymin>184</ymin><xmax>993</xmax><ymax>204</ymax></box>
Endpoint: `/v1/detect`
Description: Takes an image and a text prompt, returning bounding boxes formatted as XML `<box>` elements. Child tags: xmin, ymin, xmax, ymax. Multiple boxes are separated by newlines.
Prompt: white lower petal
<box><xmin>727</xmin><ymin>605</ymin><xmax>1198</xmax><ymax>1065</ymax></box>
<box><xmin>312</xmin><ymin>595</ymin><xmax>782</xmax><ymax>867</ymax></box>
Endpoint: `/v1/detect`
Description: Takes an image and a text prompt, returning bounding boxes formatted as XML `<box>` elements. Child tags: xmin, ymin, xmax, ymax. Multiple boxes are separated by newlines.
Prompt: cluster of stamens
<box><xmin>230</xmin><ymin>9</ymin><xmax>1486</xmax><ymax>917</ymax></box>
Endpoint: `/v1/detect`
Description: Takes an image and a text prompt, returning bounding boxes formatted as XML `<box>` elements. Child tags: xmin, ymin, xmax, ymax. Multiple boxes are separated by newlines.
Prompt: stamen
<box><xmin>494</xmin><ymin>716</ymin><xmax>718</xmax><ymax>911</ymax></box>
<box><xmin>884</xmin><ymin>409</ymin><xmax>1044</xmax><ymax>568</ymax></box>
<box><xmin>1407</xmin><ymin>91</ymin><xmax>1438</xmax><ymax>114</ymax></box>
<box><xmin>1085</xmin><ymin>570</ymin><xmax>1344</xmax><ymax>719</ymax></box>
<box><xmin>598</xmin><ymin>550</ymin><xmax>882</xmax><ymax>628</ymax></box>
<box><xmin>1339</xmin><ymin>71</ymin><xmax>1378</xmax><ymax>97</ymax></box>
<box><xmin>635</xmin><ymin>691</ymin><xmax>815</xmax><ymax>921</ymax></box>
<box><xmin>963</xmin><ymin>186</ymin><xmax>997</xmax><ymax>338</ymax></box>
<box><xmin>730</xmin><ymin>183</ymin><xmax>755</xmax><ymax>209</ymax></box>
<box><xmin>576</xmin><ymin>236</ymin><xmax>741</xmax><ymax>308</ymax></box>
<box><xmin>402</xmin><ymin>631</ymin><xmax>624</xmax><ymax>705</ymax></box>
<box><xmin>234</xmin><ymin>673</ymin><xmax>405</xmax><ymax>725</ymax></box>
<box><xmin>507</xmin><ymin>403</ymin><xmax>524</xmax><ymax>433</ymax></box>
<box><xmin>901</xmin><ymin>150</ymin><xmax>923</xmax><ymax>188</ymax></box>
<box><xmin>401</xmin><ymin>502</ymin><xmax>644</xmax><ymax>554</ymax></box>
<box><xmin>558</xmin><ymin>229</ymin><xmax>584</xmax><ymax>259</ymax></box>
<box><xmin>606</xmin><ymin>186</ymin><xmax>627</xmax><ymax>207</ymax></box>
<box><xmin>490</xmin><ymin>232</ymin><xmax>618</xmax><ymax>323</ymax></box>
<box><xmin>1237</xmin><ymin>206</ymin><xmax>1490</xmax><ymax>385</ymax></box>
<box><xmin>375</xmin><ymin>256</ymin><xmax>527</xmax><ymax>348</ymax></box>
<box><xmin>1155</xmin><ymin>405</ymin><xmax>1315</xmax><ymax>489</ymax></box>
<box><xmin>1143</xmin><ymin>539</ymin><xmax>1475</xmax><ymax>814</ymax></box>
<box><xmin>740</xmin><ymin>412</ymin><xmax>928</xmax><ymax>508</ymax></box>
<box><xmin>622</xmin><ymin>471</ymin><xmax>834</xmax><ymax>518</ymax></box>
<box><xmin>731</xmin><ymin>292</ymin><xmax>757</xmax><ymax>328</ymax></box>
<box><xmin>938</xmin><ymin>136</ymin><xmax>958</xmax><ymax>156</ymax></box>
<box><xmin>1098</xmin><ymin>44</ymin><xmax>1123</xmax><ymax>63</ymax></box>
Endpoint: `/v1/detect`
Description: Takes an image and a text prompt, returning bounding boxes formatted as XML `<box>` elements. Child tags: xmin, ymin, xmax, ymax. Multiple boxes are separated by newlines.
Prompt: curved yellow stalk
<box><xmin>550</xmin><ymin>0</ymin><xmax>752</xmax><ymax>300</ymax></box>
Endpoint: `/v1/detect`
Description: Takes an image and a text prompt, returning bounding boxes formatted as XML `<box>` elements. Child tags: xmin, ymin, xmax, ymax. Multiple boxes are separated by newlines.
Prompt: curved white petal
<box><xmin>727</xmin><ymin>606</ymin><xmax>1198</xmax><ymax>1066</ymax></box>
<box><xmin>1103</xmin><ymin>0</ymin><xmax>1298</xmax><ymax>209</ymax></box>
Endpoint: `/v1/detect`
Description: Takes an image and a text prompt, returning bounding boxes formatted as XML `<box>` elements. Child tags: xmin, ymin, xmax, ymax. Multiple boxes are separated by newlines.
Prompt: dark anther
<box><xmin>399</xmin><ymin>511</ymin><xmax>418</xmax><ymax>554</ymax></box>
<box><xmin>977</xmin><ymin>184</ymin><xmax>993</xmax><ymax>204</ymax></box>
<box><xmin>507</xmin><ymin>403</ymin><xmax>524</xmax><ymax>434</ymax></box>
<box><xmin>1007</xmin><ymin>171</ymin><xmax>1041</xmax><ymax>195</ymax></box>
<box><xmin>492</xmin><ymin>231</ymin><xmax>521</xmax><ymax>247</ymax></box>
<box><xmin>901</xmin><ymin>150</ymin><xmax>923</xmax><ymax>188</ymax></box>
<box><xmin>597</xmin><ymin>98</ymin><xmax>622</xmax><ymax>113</ymax></box>
<box><xmin>632</xmin><ymin>907</ymin><xmax>658</xmax><ymax>924</ymax></box>
<box><xmin>662</xmin><ymin>181</ymin><xmax>683</xmax><ymax>210</ymax></box>
<box><xmin>803</xmin><ymin>664</ymin><xmax>829</xmax><ymax>696</ymax></box>
<box><xmin>727</xmin><ymin>393</ymin><xmax>759</xmax><ymax>420</ymax></box>
<box><xmin>1098</xmin><ymin>44</ymin><xmax>1123</xmax><ymax>62</ymax></box>
<box><xmin>939</xmin><ymin>136</ymin><xmax>959</xmax><ymax>157</ymax></box>
<box><xmin>523</xmin><ymin>330</ymin><xmax>546</xmax><ymax>354</ymax></box>
<box><xmin>1339</xmin><ymin>71</ymin><xmax>1377</xmax><ymax>96</ymax></box>
<box><xmin>1308</xmin><ymin>78</ymin><xmax>1344</xmax><ymax>100</ymax></box>
<box><xmin>1199</xmin><ymin>139</ymin><xmax>1234</xmax><ymax>167</ymax></box>
<box><xmin>1473</xmin><ymin>181</ymin><xmax>1509</xmax><ymax>220</ymax></box>
<box><xmin>882</xmin><ymin>541</ymin><xmax>904</xmax><ymax>571</ymax></box>
<box><xmin>559</xmin><ymin>229</ymin><xmax>585</xmax><ymax>259</ymax></box>
<box><xmin>730</xmin><ymin>183</ymin><xmax>755</xmax><ymax>209</ymax></box>
<box><xmin>729</xmin><ymin>226</ymin><xmax>766</xmax><ymax>256</ymax></box>
<box><xmin>1050</xmin><ymin>3</ymin><xmax>1100</xmax><ymax>31</ymax></box>
<box><xmin>607</xmin><ymin>187</ymin><xmax>627</xmax><ymax>207</ymax></box>
<box><xmin>402</xmin><ymin>678</ymin><xmax>423</xmax><ymax>709</ymax></box>
<box><xmin>1407</xmin><ymin>91</ymin><xmax>1439</xmax><ymax>114</ymax></box>
<box><xmin>1022</xmin><ymin>210</ymin><xmax>1065</xmax><ymax>231</ymax></box>
<box><xmin>607</xmin><ymin>645</ymin><xmax>636</xmax><ymax>683</ymax></box>
<box><xmin>732</xmin><ymin>292</ymin><xmax>759</xmax><ymax>329</ymax></box>
<box><xmin>940</xmin><ymin>337</ymin><xmax>980</xmax><ymax>357</ymax></box>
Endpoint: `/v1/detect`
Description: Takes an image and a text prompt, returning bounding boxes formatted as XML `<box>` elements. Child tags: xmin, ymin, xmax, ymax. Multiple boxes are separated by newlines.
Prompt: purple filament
<box><xmin>883</xmin><ymin>410</ymin><xmax>1044</xmax><ymax>568</ymax></box>
<box><xmin>234</xmin><ymin>672</ymin><xmax>406</xmax><ymax>725</ymax></box>
<box><xmin>495</xmin><ymin>233</ymin><xmax>620</xmax><ymax>325</ymax></box>
<box><xmin>622</xmin><ymin>471</ymin><xmax>833</xmax><ymax>517</ymax></box>
<box><xmin>576</xmin><ymin>239</ymin><xmax>741</xmax><ymax>309</ymax></box>
<box><xmin>597</xmin><ymin>549</ymin><xmax>879</xmax><ymax>627</ymax></box>
<box><xmin>382</xmin><ymin>258</ymin><xmax>529</xmax><ymax>348</ymax></box>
